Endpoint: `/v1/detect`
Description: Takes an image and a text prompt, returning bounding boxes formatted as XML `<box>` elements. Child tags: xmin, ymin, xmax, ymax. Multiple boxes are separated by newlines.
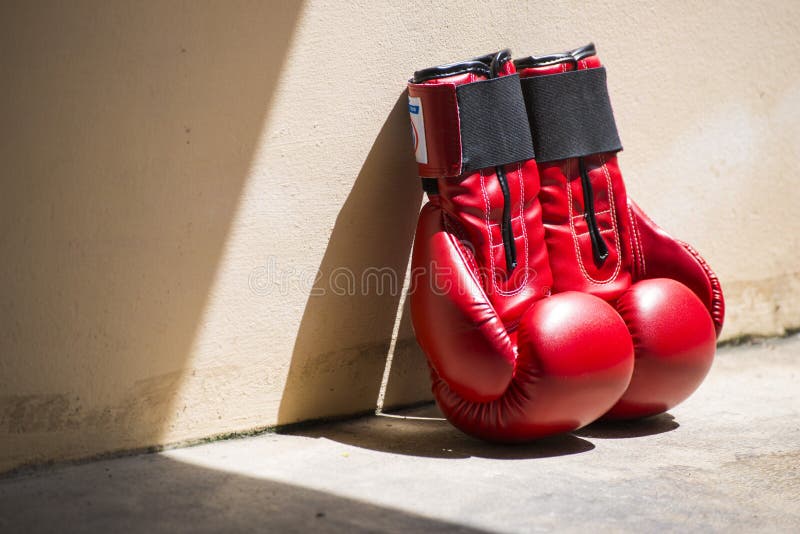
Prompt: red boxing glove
<box><xmin>515</xmin><ymin>44</ymin><xmax>723</xmax><ymax>419</ymax></box>
<box><xmin>407</xmin><ymin>51</ymin><xmax>634</xmax><ymax>442</ymax></box>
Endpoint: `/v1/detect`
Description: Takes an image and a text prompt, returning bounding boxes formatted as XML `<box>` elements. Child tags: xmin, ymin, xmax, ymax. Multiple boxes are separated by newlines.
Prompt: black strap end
<box><xmin>521</xmin><ymin>67</ymin><xmax>622</xmax><ymax>163</ymax></box>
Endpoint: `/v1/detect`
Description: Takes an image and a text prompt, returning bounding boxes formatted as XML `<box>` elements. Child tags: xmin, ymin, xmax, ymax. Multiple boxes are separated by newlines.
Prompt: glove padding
<box><xmin>515</xmin><ymin>44</ymin><xmax>722</xmax><ymax>420</ymax></box>
<box><xmin>407</xmin><ymin>51</ymin><xmax>634</xmax><ymax>441</ymax></box>
<box><xmin>412</xmin><ymin>202</ymin><xmax>634</xmax><ymax>441</ymax></box>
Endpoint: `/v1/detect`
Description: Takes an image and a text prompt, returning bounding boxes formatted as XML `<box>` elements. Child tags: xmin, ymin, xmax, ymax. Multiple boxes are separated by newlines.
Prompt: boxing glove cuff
<box><xmin>519</xmin><ymin>68</ymin><xmax>622</xmax><ymax>162</ymax></box>
<box><xmin>408</xmin><ymin>72</ymin><xmax>534</xmax><ymax>177</ymax></box>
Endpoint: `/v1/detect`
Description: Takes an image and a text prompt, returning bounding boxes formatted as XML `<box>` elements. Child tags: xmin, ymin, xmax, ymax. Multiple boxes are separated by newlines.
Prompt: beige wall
<box><xmin>1</xmin><ymin>0</ymin><xmax>798</xmax><ymax>473</ymax></box>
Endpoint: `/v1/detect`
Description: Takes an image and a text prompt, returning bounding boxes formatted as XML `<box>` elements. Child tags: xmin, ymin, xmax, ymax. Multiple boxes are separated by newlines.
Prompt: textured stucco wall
<box><xmin>1</xmin><ymin>0</ymin><xmax>799</xmax><ymax>472</ymax></box>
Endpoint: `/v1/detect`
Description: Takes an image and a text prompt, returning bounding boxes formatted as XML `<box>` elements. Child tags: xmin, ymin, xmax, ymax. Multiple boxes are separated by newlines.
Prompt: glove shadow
<box><xmin>573</xmin><ymin>413</ymin><xmax>679</xmax><ymax>439</ymax></box>
<box><xmin>286</xmin><ymin>403</ymin><xmax>595</xmax><ymax>460</ymax></box>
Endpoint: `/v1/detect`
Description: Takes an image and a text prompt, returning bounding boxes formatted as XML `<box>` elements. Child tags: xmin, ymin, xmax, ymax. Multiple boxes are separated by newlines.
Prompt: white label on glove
<box><xmin>408</xmin><ymin>96</ymin><xmax>428</xmax><ymax>165</ymax></box>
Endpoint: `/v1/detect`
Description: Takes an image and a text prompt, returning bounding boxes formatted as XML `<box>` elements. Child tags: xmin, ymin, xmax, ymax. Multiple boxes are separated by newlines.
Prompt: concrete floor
<box><xmin>1</xmin><ymin>336</ymin><xmax>799</xmax><ymax>533</ymax></box>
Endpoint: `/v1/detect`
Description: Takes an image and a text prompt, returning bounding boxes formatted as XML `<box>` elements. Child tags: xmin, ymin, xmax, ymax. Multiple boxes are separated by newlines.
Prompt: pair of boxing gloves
<box><xmin>406</xmin><ymin>44</ymin><xmax>724</xmax><ymax>442</ymax></box>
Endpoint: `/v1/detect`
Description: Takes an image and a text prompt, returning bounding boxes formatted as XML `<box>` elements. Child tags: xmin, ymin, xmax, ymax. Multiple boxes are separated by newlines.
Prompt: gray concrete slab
<box><xmin>1</xmin><ymin>335</ymin><xmax>799</xmax><ymax>533</ymax></box>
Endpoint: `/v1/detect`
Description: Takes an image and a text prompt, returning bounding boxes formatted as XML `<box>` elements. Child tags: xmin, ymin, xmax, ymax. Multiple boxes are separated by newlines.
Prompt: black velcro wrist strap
<box><xmin>520</xmin><ymin>67</ymin><xmax>622</xmax><ymax>163</ymax></box>
<box><xmin>456</xmin><ymin>75</ymin><xmax>535</xmax><ymax>173</ymax></box>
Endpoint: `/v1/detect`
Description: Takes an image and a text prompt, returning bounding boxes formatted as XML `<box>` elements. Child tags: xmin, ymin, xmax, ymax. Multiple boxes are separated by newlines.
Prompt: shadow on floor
<box><xmin>288</xmin><ymin>403</ymin><xmax>596</xmax><ymax>460</ymax></box>
<box><xmin>0</xmin><ymin>455</ymin><xmax>487</xmax><ymax>533</ymax></box>
<box><xmin>574</xmin><ymin>413</ymin><xmax>679</xmax><ymax>439</ymax></box>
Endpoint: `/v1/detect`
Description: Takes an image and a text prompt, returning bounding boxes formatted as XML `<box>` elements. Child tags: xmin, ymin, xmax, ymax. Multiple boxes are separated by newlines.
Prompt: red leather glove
<box><xmin>407</xmin><ymin>51</ymin><xmax>634</xmax><ymax>442</ymax></box>
<box><xmin>515</xmin><ymin>44</ymin><xmax>723</xmax><ymax>420</ymax></box>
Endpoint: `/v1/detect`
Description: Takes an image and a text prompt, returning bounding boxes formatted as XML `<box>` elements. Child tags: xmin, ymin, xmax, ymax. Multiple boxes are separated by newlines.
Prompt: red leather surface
<box><xmin>409</xmin><ymin>61</ymin><xmax>517</xmax><ymax>179</ymax></box>
<box><xmin>537</xmin><ymin>154</ymin><xmax>634</xmax><ymax>301</ymax></box>
<box><xmin>410</xmin><ymin>64</ymin><xmax>552</xmax><ymax>329</ymax></box>
<box><xmin>409</xmin><ymin>202</ymin><xmax>516</xmax><ymax>403</ymax></box>
<box><xmin>434</xmin><ymin>158</ymin><xmax>552</xmax><ymax>328</ymax></box>
<box><xmin>519</xmin><ymin>55</ymin><xmax>634</xmax><ymax>302</ymax></box>
<box><xmin>518</xmin><ymin>49</ymin><xmax>724</xmax><ymax>420</ymax></box>
<box><xmin>431</xmin><ymin>292</ymin><xmax>633</xmax><ymax>442</ymax></box>
<box><xmin>606</xmin><ymin>279</ymin><xmax>716</xmax><ymax>419</ymax></box>
<box><xmin>626</xmin><ymin>200</ymin><xmax>725</xmax><ymax>336</ymax></box>
<box><xmin>408</xmin><ymin>59</ymin><xmax>635</xmax><ymax>440</ymax></box>
<box><xmin>407</xmin><ymin>83</ymin><xmax>463</xmax><ymax>178</ymax></box>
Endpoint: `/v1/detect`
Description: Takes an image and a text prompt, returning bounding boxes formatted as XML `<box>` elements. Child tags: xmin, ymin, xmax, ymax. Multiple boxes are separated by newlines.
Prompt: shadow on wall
<box><xmin>381</xmin><ymin>296</ymin><xmax>433</xmax><ymax>410</ymax></box>
<box><xmin>0</xmin><ymin>455</ymin><xmax>488</xmax><ymax>533</ymax></box>
<box><xmin>277</xmin><ymin>93</ymin><xmax>431</xmax><ymax>425</ymax></box>
<box><xmin>0</xmin><ymin>2</ymin><xmax>303</xmax><ymax>470</ymax></box>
